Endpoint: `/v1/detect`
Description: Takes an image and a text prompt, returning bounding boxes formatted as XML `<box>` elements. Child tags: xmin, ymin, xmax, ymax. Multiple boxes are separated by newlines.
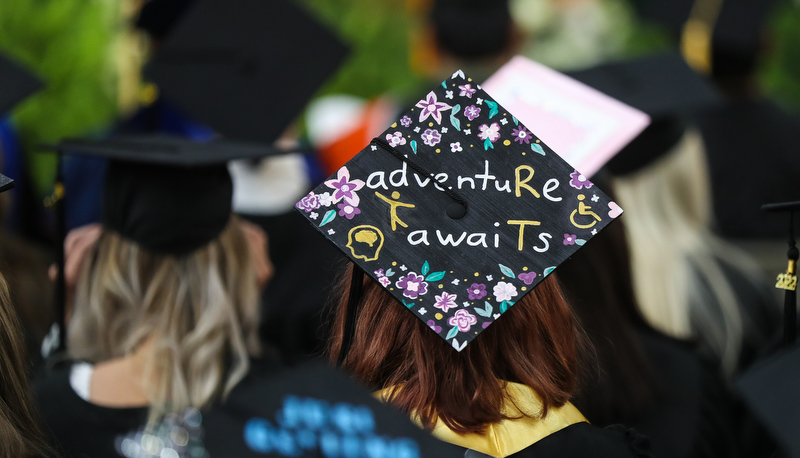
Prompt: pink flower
<box><xmin>448</xmin><ymin>309</ymin><xmax>477</xmax><ymax>332</ymax></box>
<box><xmin>400</xmin><ymin>115</ymin><xmax>412</xmax><ymax>127</ymax></box>
<box><xmin>379</xmin><ymin>277</ymin><xmax>391</xmax><ymax>287</ymax></box>
<box><xmin>466</xmin><ymin>283</ymin><xmax>487</xmax><ymax>300</ymax></box>
<box><xmin>396</xmin><ymin>272</ymin><xmax>429</xmax><ymax>299</ymax></box>
<box><xmin>464</xmin><ymin>105</ymin><xmax>481</xmax><ymax>121</ymax></box>
<box><xmin>386</xmin><ymin>131</ymin><xmax>407</xmax><ymax>147</ymax></box>
<box><xmin>325</xmin><ymin>166</ymin><xmax>365</xmax><ymax>205</ymax></box>
<box><xmin>337</xmin><ymin>202</ymin><xmax>361</xmax><ymax>220</ymax></box>
<box><xmin>511</xmin><ymin>126</ymin><xmax>532</xmax><ymax>144</ymax></box>
<box><xmin>415</xmin><ymin>91</ymin><xmax>452</xmax><ymax>125</ymax></box>
<box><xmin>421</xmin><ymin>128</ymin><xmax>441</xmax><ymax>147</ymax></box>
<box><xmin>374</xmin><ymin>269</ymin><xmax>385</xmax><ymax>278</ymax></box>
<box><xmin>493</xmin><ymin>281</ymin><xmax>518</xmax><ymax>302</ymax></box>
<box><xmin>427</xmin><ymin>320</ymin><xmax>442</xmax><ymax>333</ymax></box>
<box><xmin>569</xmin><ymin>170</ymin><xmax>593</xmax><ymax>190</ymax></box>
<box><xmin>434</xmin><ymin>292</ymin><xmax>458</xmax><ymax>313</ymax></box>
<box><xmin>458</xmin><ymin>83</ymin><xmax>476</xmax><ymax>98</ymax></box>
<box><xmin>563</xmin><ymin>233</ymin><xmax>577</xmax><ymax>245</ymax></box>
<box><xmin>478</xmin><ymin>123</ymin><xmax>501</xmax><ymax>143</ymax></box>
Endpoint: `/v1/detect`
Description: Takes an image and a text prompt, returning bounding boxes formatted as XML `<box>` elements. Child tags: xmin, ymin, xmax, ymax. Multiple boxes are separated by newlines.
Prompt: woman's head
<box><xmin>68</xmin><ymin>216</ymin><xmax>261</xmax><ymax>420</ymax></box>
<box><xmin>327</xmin><ymin>265</ymin><xmax>581</xmax><ymax>435</ymax></box>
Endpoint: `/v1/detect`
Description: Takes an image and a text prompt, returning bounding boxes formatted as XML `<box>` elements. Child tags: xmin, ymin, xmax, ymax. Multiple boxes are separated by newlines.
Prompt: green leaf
<box><xmin>575</xmin><ymin>239</ymin><xmax>586</xmax><ymax>246</ymax></box>
<box><xmin>319</xmin><ymin>210</ymin><xmax>336</xmax><ymax>227</ymax></box>
<box><xmin>484</xmin><ymin>138</ymin><xmax>494</xmax><ymax>150</ymax></box>
<box><xmin>531</xmin><ymin>143</ymin><xmax>545</xmax><ymax>155</ymax></box>
<box><xmin>485</xmin><ymin>100</ymin><xmax>499</xmax><ymax>119</ymax></box>
<box><xmin>498</xmin><ymin>264</ymin><xmax>515</xmax><ymax>278</ymax></box>
<box><xmin>446</xmin><ymin>326</ymin><xmax>459</xmax><ymax>340</ymax></box>
<box><xmin>500</xmin><ymin>301</ymin><xmax>509</xmax><ymax>313</ymax></box>
<box><xmin>385</xmin><ymin>268</ymin><xmax>395</xmax><ymax>277</ymax></box>
<box><xmin>425</xmin><ymin>271</ymin><xmax>446</xmax><ymax>282</ymax></box>
<box><xmin>411</xmin><ymin>140</ymin><xmax>417</xmax><ymax>154</ymax></box>
<box><xmin>402</xmin><ymin>300</ymin><xmax>414</xmax><ymax>309</ymax></box>
<box><xmin>441</xmin><ymin>80</ymin><xmax>447</xmax><ymax>89</ymax></box>
<box><xmin>475</xmin><ymin>302</ymin><xmax>492</xmax><ymax>317</ymax></box>
<box><xmin>421</xmin><ymin>261</ymin><xmax>430</xmax><ymax>276</ymax></box>
<box><xmin>543</xmin><ymin>266</ymin><xmax>556</xmax><ymax>276</ymax></box>
<box><xmin>512</xmin><ymin>116</ymin><xmax>519</xmax><ymax>125</ymax></box>
<box><xmin>449</xmin><ymin>104</ymin><xmax>462</xmax><ymax>131</ymax></box>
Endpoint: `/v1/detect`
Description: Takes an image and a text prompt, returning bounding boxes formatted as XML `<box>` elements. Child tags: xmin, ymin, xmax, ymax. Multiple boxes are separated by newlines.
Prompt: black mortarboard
<box><xmin>430</xmin><ymin>0</ymin><xmax>512</xmax><ymax>60</ymax></box>
<box><xmin>0</xmin><ymin>53</ymin><xmax>44</xmax><ymax>115</ymax></box>
<box><xmin>567</xmin><ymin>52</ymin><xmax>721</xmax><ymax>176</ymax></box>
<box><xmin>0</xmin><ymin>173</ymin><xmax>14</xmax><ymax>193</ymax></box>
<box><xmin>735</xmin><ymin>344</ymin><xmax>800</xmax><ymax>458</ymax></box>
<box><xmin>200</xmin><ymin>362</ymin><xmax>463</xmax><ymax>457</ymax></box>
<box><xmin>135</xmin><ymin>0</ymin><xmax>198</xmax><ymax>41</ymax></box>
<box><xmin>296</xmin><ymin>70</ymin><xmax>622</xmax><ymax>351</ymax></box>
<box><xmin>55</xmin><ymin>135</ymin><xmax>281</xmax><ymax>255</ymax></box>
<box><xmin>144</xmin><ymin>0</ymin><xmax>349</xmax><ymax>143</ymax></box>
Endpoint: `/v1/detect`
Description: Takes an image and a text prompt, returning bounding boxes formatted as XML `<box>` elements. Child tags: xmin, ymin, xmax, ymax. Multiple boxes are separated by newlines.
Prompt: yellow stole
<box><xmin>375</xmin><ymin>383</ymin><xmax>587</xmax><ymax>458</ymax></box>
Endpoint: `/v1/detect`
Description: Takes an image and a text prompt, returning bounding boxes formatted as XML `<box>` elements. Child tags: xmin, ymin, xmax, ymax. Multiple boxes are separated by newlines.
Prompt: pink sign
<box><xmin>483</xmin><ymin>56</ymin><xmax>650</xmax><ymax>177</ymax></box>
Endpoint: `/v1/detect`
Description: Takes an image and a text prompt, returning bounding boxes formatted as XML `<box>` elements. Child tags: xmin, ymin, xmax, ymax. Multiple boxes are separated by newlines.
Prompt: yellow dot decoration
<box><xmin>474</xmin><ymin>272</ymin><xmax>479</xmax><ymax>277</ymax></box>
<box><xmin>435</xmin><ymin>148</ymin><xmax>441</xmax><ymax>153</ymax></box>
<box><xmin>392</xmin><ymin>261</ymin><xmax>397</xmax><ymax>266</ymax></box>
<box><xmin>438</xmin><ymin>284</ymin><xmax>444</xmax><ymax>289</ymax></box>
<box><xmin>503</xmin><ymin>140</ymin><xmax>511</xmax><ymax>146</ymax></box>
<box><xmin>521</xmin><ymin>287</ymin><xmax>527</xmax><ymax>292</ymax></box>
<box><xmin>429</xmin><ymin>122</ymin><xmax>434</xmax><ymax>127</ymax></box>
<box><xmin>468</xmin><ymin>78</ymin><xmax>473</xmax><ymax>81</ymax></box>
<box><xmin>467</xmin><ymin>123</ymin><xmax>471</xmax><ymax>127</ymax></box>
<box><xmin>536</xmin><ymin>139</ymin><xmax>541</xmax><ymax>143</ymax></box>
<box><xmin>523</xmin><ymin>266</ymin><xmax>529</xmax><ymax>271</ymax></box>
<box><xmin>470</xmin><ymin>145</ymin><xmax>474</xmax><ymax>148</ymax></box>
<box><xmin>450</xmin><ymin>271</ymin><xmax>454</xmax><ymax>273</ymax></box>
<box><xmin>391</xmin><ymin>122</ymin><xmax>397</xmax><ymax>128</ymax></box>
<box><xmin>435</xmin><ymin>313</ymin><xmax>444</xmax><ymax>320</ymax></box>
<box><xmin>522</xmin><ymin>152</ymin><xmax>526</xmax><ymax>156</ymax></box>
<box><xmin>391</xmin><ymin>191</ymin><xmax>400</xmax><ymax>199</ymax></box>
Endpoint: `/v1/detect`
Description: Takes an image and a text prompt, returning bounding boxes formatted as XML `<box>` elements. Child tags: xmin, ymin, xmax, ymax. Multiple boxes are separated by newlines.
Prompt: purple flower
<box><xmin>295</xmin><ymin>192</ymin><xmax>320</xmax><ymax>212</ymax></box>
<box><xmin>374</xmin><ymin>268</ymin><xmax>385</xmax><ymax>278</ymax></box>
<box><xmin>511</xmin><ymin>126</ymin><xmax>532</xmax><ymax>144</ymax></box>
<box><xmin>434</xmin><ymin>292</ymin><xmax>458</xmax><ymax>313</ymax></box>
<box><xmin>386</xmin><ymin>131</ymin><xmax>407</xmax><ymax>147</ymax></box>
<box><xmin>400</xmin><ymin>115</ymin><xmax>412</xmax><ymax>127</ymax></box>
<box><xmin>467</xmin><ymin>283</ymin><xmax>487</xmax><ymax>300</ymax></box>
<box><xmin>396</xmin><ymin>272</ymin><xmax>429</xmax><ymax>299</ymax></box>
<box><xmin>448</xmin><ymin>309</ymin><xmax>477</xmax><ymax>332</ymax></box>
<box><xmin>325</xmin><ymin>166</ymin><xmax>365</xmax><ymax>205</ymax></box>
<box><xmin>569</xmin><ymin>170</ymin><xmax>594</xmax><ymax>190</ymax></box>
<box><xmin>415</xmin><ymin>91</ymin><xmax>452</xmax><ymax>125</ymax></box>
<box><xmin>478</xmin><ymin>123</ymin><xmax>501</xmax><ymax>142</ymax></box>
<box><xmin>427</xmin><ymin>320</ymin><xmax>442</xmax><ymax>333</ymax></box>
<box><xmin>493</xmin><ymin>281</ymin><xmax>518</xmax><ymax>302</ymax></box>
<box><xmin>337</xmin><ymin>202</ymin><xmax>361</xmax><ymax>220</ymax></box>
<box><xmin>421</xmin><ymin>128</ymin><xmax>441</xmax><ymax>147</ymax></box>
<box><xmin>458</xmin><ymin>83</ymin><xmax>476</xmax><ymax>98</ymax></box>
<box><xmin>379</xmin><ymin>277</ymin><xmax>391</xmax><ymax>287</ymax></box>
<box><xmin>450</xmin><ymin>142</ymin><xmax>462</xmax><ymax>152</ymax></box>
<box><xmin>464</xmin><ymin>105</ymin><xmax>481</xmax><ymax>121</ymax></box>
<box><xmin>563</xmin><ymin>233</ymin><xmax>577</xmax><ymax>245</ymax></box>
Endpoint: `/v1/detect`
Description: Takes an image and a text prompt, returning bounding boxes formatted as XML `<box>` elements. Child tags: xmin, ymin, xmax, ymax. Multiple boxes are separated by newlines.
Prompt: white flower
<box><xmin>310</xmin><ymin>212</ymin><xmax>319</xmax><ymax>220</ymax></box>
<box><xmin>462</xmin><ymin>301</ymin><xmax>470</xmax><ymax>307</ymax></box>
<box><xmin>486</xmin><ymin>275</ymin><xmax>493</xmax><ymax>281</ymax></box>
<box><xmin>591</xmin><ymin>194</ymin><xmax>599</xmax><ymax>202</ymax></box>
<box><xmin>400</xmin><ymin>265</ymin><xmax>407</xmax><ymax>271</ymax></box>
<box><xmin>451</xmin><ymin>279</ymin><xmax>460</xmax><ymax>285</ymax></box>
<box><xmin>327</xmin><ymin>229</ymin><xmax>335</xmax><ymax>235</ymax></box>
<box><xmin>419</xmin><ymin>308</ymin><xmax>427</xmax><ymax>315</ymax></box>
<box><xmin>445</xmin><ymin>90</ymin><xmax>453</xmax><ymax>99</ymax></box>
<box><xmin>500</xmin><ymin>118</ymin><xmax>508</xmax><ymax>125</ymax></box>
<box><xmin>441</xmin><ymin>127</ymin><xmax>448</xmax><ymax>133</ymax></box>
<box><xmin>318</xmin><ymin>192</ymin><xmax>334</xmax><ymax>207</ymax></box>
<box><xmin>476</xmin><ymin>98</ymin><xmax>483</xmax><ymax>105</ymax></box>
<box><xmin>591</xmin><ymin>229</ymin><xmax>598</xmax><ymax>235</ymax></box>
<box><xmin>371</xmin><ymin>145</ymin><xmax>377</xmax><ymax>151</ymax></box>
<box><xmin>464</xmin><ymin>128</ymin><xmax>471</xmax><ymax>135</ymax></box>
<box><xmin>413</xmin><ymin>127</ymin><xmax>421</xmax><ymax>133</ymax></box>
<box><xmin>493</xmin><ymin>281</ymin><xmax>518</xmax><ymax>302</ymax></box>
<box><xmin>450</xmin><ymin>142</ymin><xmax>462</xmax><ymax>153</ymax></box>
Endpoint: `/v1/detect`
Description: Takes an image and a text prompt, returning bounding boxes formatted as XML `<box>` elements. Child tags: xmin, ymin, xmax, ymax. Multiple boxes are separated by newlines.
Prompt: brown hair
<box><xmin>0</xmin><ymin>273</ymin><xmax>54</xmax><ymax>457</ymax></box>
<box><xmin>327</xmin><ymin>264</ymin><xmax>581</xmax><ymax>435</ymax></box>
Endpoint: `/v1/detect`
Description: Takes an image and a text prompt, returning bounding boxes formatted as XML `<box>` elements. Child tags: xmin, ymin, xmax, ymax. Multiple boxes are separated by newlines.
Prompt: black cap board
<box><xmin>197</xmin><ymin>362</ymin><xmax>464</xmax><ymax>457</ymax></box>
<box><xmin>0</xmin><ymin>52</ymin><xmax>44</xmax><ymax>115</ymax></box>
<box><xmin>54</xmin><ymin>135</ymin><xmax>280</xmax><ymax>255</ymax></box>
<box><xmin>735</xmin><ymin>344</ymin><xmax>800</xmax><ymax>458</ymax></box>
<box><xmin>567</xmin><ymin>52</ymin><xmax>721</xmax><ymax>176</ymax></box>
<box><xmin>144</xmin><ymin>0</ymin><xmax>349</xmax><ymax>143</ymax></box>
<box><xmin>431</xmin><ymin>0</ymin><xmax>512</xmax><ymax>60</ymax></box>
<box><xmin>295</xmin><ymin>70</ymin><xmax>622</xmax><ymax>351</ymax></box>
<box><xmin>0</xmin><ymin>173</ymin><xmax>14</xmax><ymax>194</ymax></box>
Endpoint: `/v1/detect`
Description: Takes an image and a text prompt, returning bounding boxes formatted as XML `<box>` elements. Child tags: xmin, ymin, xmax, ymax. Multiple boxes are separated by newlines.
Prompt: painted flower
<box><xmin>374</xmin><ymin>269</ymin><xmax>385</xmax><ymax>278</ymax></box>
<box><xmin>379</xmin><ymin>277</ymin><xmax>391</xmax><ymax>287</ymax></box>
<box><xmin>415</xmin><ymin>91</ymin><xmax>452</xmax><ymax>124</ymax></box>
<box><xmin>419</xmin><ymin>308</ymin><xmax>427</xmax><ymax>315</ymax></box>
<box><xmin>386</xmin><ymin>131</ymin><xmax>407</xmax><ymax>147</ymax></box>
<box><xmin>318</xmin><ymin>192</ymin><xmax>334</xmax><ymax>207</ymax></box>
<box><xmin>467</xmin><ymin>283</ymin><xmax>487</xmax><ymax>300</ymax></box>
<box><xmin>563</xmin><ymin>233</ymin><xmax>577</xmax><ymax>245</ymax></box>
<box><xmin>325</xmin><ymin>167</ymin><xmax>365</xmax><ymax>205</ymax></box>
<box><xmin>445</xmin><ymin>90</ymin><xmax>454</xmax><ymax>99</ymax></box>
<box><xmin>421</xmin><ymin>128</ymin><xmax>441</xmax><ymax>147</ymax></box>
<box><xmin>427</xmin><ymin>320</ymin><xmax>442</xmax><ymax>333</ymax></box>
<box><xmin>512</xmin><ymin>126</ymin><xmax>532</xmax><ymax>144</ymax></box>
<box><xmin>458</xmin><ymin>83</ymin><xmax>476</xmax><ymax>98</ymax></box>
<box><xmin>450</xmin><ymin>142</ymin><xmax>462</xmax><ymax>153</ymax></box>
<box><xmin>569</xmin><ymin>170</ymin><xmax>594</xmax><ymax>190</ymax></box>
<box><xmin>396</xmin><ymin>272</ymin><xmax>429</xmax><ymax>299</ymax></box>
<box><xmin>295</xmin><ymin>192</ymin><xmax>320</xmax><ymax>212</ymax></box>
<box><xmin>448</xmin><ymin>309</ymin><xmax>478</xmax><ymax>332</ymax></box>
<box><xmin>434</xmin><ymin>292</ymin><xmax>458</xmax><ymax>313</ymax></box>
<box><xmin>464</xmin><ymin>105</ymin><xmax>481</xmax><ymax>121</ymax></box>
<box><xmin>493</xmin><ymin>281</ymin><xmax>518</xmax><ymax>302</ymax></box>
<box><xmin>337</xmin><ymin>202</ymin><xmax>361</xmax><ymax>220</ymax></box>
<box><xmin>309</xmin><ymin>212</ymin><xmax>318</xmax><ymax>220</ymax></box>
<box><xmin>478</xmin><ymin>123</ymin><xmax>501</xmax><ymax>143</ymax></box>
<box><xmin>400</xmin><ymin>115</ymin><xmax>412</xmax><ymax>127</ymax></box>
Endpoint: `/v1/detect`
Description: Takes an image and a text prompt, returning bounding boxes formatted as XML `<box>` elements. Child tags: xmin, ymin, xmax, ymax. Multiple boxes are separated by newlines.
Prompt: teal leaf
<box><xmin>543</xmin><ymin>266</ymin><xmax>556</xmax><ymax>276</ymax></box>
<box><xmin>441</xmin><ymin>80</ymin><xmax>447</xmax><ymax>89</ymax></box>
<box><xmin>385</xmin><ymin>268</ymin><xmax>395</xmax><ymax>277</ymax></box>
<box><xmin>484</xmin><ymin>138</ymin><xmax>494</xmax><ymax>150</ymax></box>
<box><xmin>421</xmin><ymin>261</ymin><xmax>430</xmax><ymax>276</ymax></box>
<box><xmin>531</xmin><ymin>143</ymin><xmax>545</xmax><ymax>155</ymax></box>
<box><xmin>485</xmin><ymin>100</ymin><xmax>499</xmax><ymax>119</ymax></box>
<box><xmin>512</xmin><ymin>116</ymin><xmax>519</xmax><ymax>125</ymax></box>
<box><xmin>451</xmin><ymin>104</ymin><xmax>461</xmax><ymax>116</ymax></box>
<box><xmin>411</xmin><ymin>140</ymin><xmax>417</xmax><ymax>154</ymax></box>
<box><xmin>575</xmin><ymin>239</ymin><xmax>586</xmax><ymax>246</ymax></box>
<box><xmin>500</xmin><ymin>301</ymin><xmax>509</xmax><ymax>313</ymax></box>
<box><xmin>449</xmin><ymin>104</ymin><xmax>461</xmax><ymax>131</ymax></box>
<box><xmin>319</xmin><ymin>210</ymin><xmax>336</xmax><ymax>227</ymax></box>
<box><xmin>446</xmin><ymin>326</ymin><xmax>459</xmax><ymax>340</ymax></box>
<box><xmin>475</xmin><ymin>302</ymin><xmax>493</xmax><ymax>317</ymax></box>
<box><xmin>402</xmin><ymin>300</ymin><xmax>414</xmax><ymax>309</ymax></box>
<box><xmin>498</xmin><ymin>264</ymin><xmax>515</xmax><ymax>279</ymax></box>
<box><xmin>425</xmin><ymin>271</ymin><xmax>446</xmax><ymax>282</ymax></box>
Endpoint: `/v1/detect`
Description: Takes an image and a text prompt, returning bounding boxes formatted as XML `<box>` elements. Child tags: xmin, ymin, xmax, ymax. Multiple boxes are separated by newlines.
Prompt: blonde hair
<box><xmin>68</xmin><ymin>217</ymin><xmax>261</xmax><ymax>423</ymax></box>
<box><xmin>612</xmin><ymin>129</ymin><xmax>764</xmax><ymax>374</ymax></box>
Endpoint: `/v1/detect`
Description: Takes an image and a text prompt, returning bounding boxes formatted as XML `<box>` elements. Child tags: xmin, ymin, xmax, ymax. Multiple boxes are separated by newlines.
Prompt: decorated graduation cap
<box><xmin>296</xmin><ymin>70</ymin><xmax>622</xmax><ymax>352</ymax></box>
<box><xmin>198</xmin><ymin>362</ymin><xmax>464</xmax><ymax>457</ymax></box>
<box><xmin>0</xmin><ymin>52</ymin><xmax>44</xmax><ymax>115</ymax></box>
<box><xmin>143</xmin><ymin>0</ymin><xmax>349</xmax><ymax>143</ymax></box>
<box><xmin>567</xmin><ymin>52</ymin><xmax>720</xmax><ymax>176</ymax></box>
<box><xmin>0</xmin><ymin>173</ymin><xmax>14</xmax><ymax>194</ymax></box>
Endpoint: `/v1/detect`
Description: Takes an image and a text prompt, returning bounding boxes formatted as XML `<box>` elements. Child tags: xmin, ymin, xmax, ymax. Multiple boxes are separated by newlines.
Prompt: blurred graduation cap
<box><xmin>430</xmin><ymin>0</ymin><xmax>512</xmax><ymax>59</ymax></box>
<box><xmin>761</xmin><ymin>200</ymin><xmax>800</xmax><ymax>347</ymax></box>
<box><xmin>201</xmin><ymin>361</ymin><xmax>463</xmax><ymax>457</ymax></box>
<box><xmin>0</xmin><ymin>52</ymin><xmax>44</xmax><ymax>115</ymax></box>
<box><xmin>567</xmin><ymin>52</ymin><xmax>721</xmax><ymax>176</ymax></box>
<box><xmin>735</xmin><ymin>343</ymin><xmax>800</xmax><ymax>458</ymax></box>
<box><xmin>144</xmin><ymin>0</ymin><xmax>349</xmax><ymax>143</ymax></box>
<box><xmin>295</xmin><ymin>70</ymin><xmax>622</xmax><ymax>356</ymax></box>
<box><xmin>135</xmin><ymin>0</ymin><xmax>198</xmax><ymax>41</ymax></box>
<box><xmin>0</xmin><ymin>173</ymin><xmax>14</xmax><ymax>194</ymax></box>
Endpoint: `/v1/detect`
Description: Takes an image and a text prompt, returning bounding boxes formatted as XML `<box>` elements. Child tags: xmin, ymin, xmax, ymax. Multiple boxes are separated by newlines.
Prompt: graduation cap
<box><xmin>0</xmin><ymin>173</ymin><xmax>14</xmax><ymax>194</ymax></box>
<box><xmin>567</xmin><ymin>52</ymin><xmax>721</xmax><ymax>176</ymax></box>
<box><xmin>295</xmin><ymin>70</ymin><xmax>623</xmax><ymax>353</ymax></box>
<box><xmin>135</xmin><ymin>0</ymin><xmax>198</xmax><ymax>41</ymax></box>
<box><xmin>144</xmin><ymin>0</ymin><xmax>349</xmax><ymax>143</ymax></box>
<box><xmin>735</xmin><ymin>343</ymin><xmax>800</xmax><ymax>458</ymax></box>
<box><xmin>761</xmin><ymin>200</ymin><xmax>800</xmax><ymax>347</ymax></box>
<box><xmin>0</xmin><ymin>52</ymin><xmax>44</xmax><ymax>115</ymax></box>
<box><xmin>430</xmin><ymin>0</ymin><xmax>512</xmax><ymax>60</ymax></box>
<box><xmin>198</xmin><ymin>362</ymin><xmax>464</xmax><ymax>457</ymax></box>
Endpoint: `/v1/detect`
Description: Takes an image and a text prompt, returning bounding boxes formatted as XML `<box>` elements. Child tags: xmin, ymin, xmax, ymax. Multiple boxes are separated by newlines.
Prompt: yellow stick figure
<box><xmin>375</xmin><ymin>191</ymin><xmax>416</xmax><ymax>231</ymax></box>
<box><xmin>570</xmin><ymin>194</ymin><xmax>602</xmax><ymax>229</ymax></box>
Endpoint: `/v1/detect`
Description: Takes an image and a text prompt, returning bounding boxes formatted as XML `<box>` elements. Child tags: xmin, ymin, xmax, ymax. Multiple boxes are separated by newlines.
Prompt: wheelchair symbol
<box><xmin>570</xmin><ymin>194</ymin><xmax>602</xmax><ymax>229</ymax></box>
